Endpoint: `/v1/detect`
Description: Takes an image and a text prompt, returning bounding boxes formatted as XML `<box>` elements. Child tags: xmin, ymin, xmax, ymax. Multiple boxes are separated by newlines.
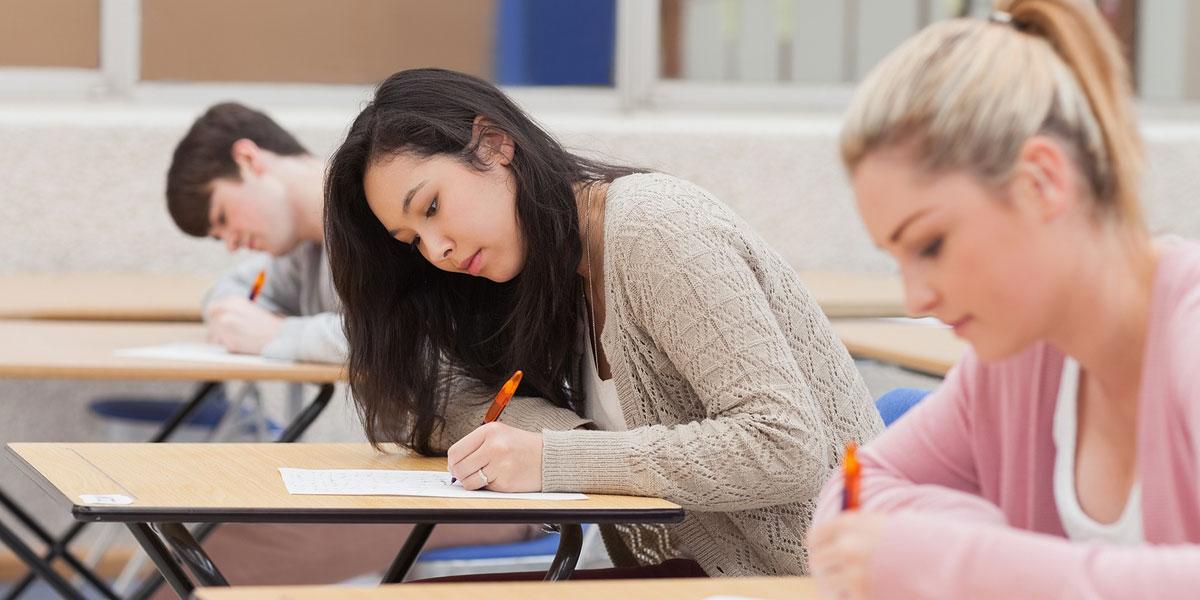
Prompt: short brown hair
<box><xmin>166</xmin><ymin>102</ymin><xmax>310</xmax><ymax>237</ymax></box>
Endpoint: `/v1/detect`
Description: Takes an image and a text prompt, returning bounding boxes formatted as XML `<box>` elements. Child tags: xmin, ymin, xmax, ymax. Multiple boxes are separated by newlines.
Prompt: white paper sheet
<box><xmin>279</xmin><ymin>468</ymin><xmax>588</xmax><ymax>501</ymax></box>
<box><xmin>115</xmin><ymin>342</ymin><xmax>294</xmax><ymax>366</ymax></box>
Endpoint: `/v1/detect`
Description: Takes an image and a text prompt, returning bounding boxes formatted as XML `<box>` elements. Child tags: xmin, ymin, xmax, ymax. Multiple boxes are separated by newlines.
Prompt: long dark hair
<box><xmin>325</xmin><ymin>68</ymin><xmax>641</xmax><ymax>455</ymax></box>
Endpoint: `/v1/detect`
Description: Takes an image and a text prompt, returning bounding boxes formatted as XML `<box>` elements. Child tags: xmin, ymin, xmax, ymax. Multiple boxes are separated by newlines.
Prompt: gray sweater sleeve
<box><xmin>204</xmin><ymin>247</ymin><xmax>347</xmax><ymax>364</ymax></box>
<box><xmin>261</xmin><ymin>313</ymin><xmax>348</xmax><ymax>364</ymax></box>
<box><xmin>203</xmin><ymin>253</ymin><xmax>290</xmax><ymax>314</ymax></box>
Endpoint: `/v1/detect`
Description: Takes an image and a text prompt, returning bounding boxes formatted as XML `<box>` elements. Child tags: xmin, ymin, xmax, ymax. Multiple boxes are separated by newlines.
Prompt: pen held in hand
<box><xmin>842</xmin><ymin>441</ymin><xmax>861</xmax><ymax>511</ymax></box>
<box><xmin>248</xmin><ymin>269</ymin><xmax>266</xmax><ymax>302</ymax></box>
<box><xmin>451</xmin><ymin>370</ymin><xmax>523</xmax><ymax>484</ymax></box>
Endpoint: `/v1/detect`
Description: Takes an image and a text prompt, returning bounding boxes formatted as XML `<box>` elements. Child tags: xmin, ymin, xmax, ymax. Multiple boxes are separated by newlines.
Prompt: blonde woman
<box><xmin>808</xmin><ymin>1</ymin><xmax>1200</xmax><ymax>598</ymax></box>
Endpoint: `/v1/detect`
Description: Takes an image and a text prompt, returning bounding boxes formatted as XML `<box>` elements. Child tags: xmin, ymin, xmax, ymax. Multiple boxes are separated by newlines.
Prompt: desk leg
<box><xmin>276</xmin><ymin>383</ymin><xmax>334</xmax><ymax>442</ymax></box>
<box><xmin>0</xmin><ymin>520</ymin><xmax>86</xmax><ymax>600</ymax></box>
<box><xmin>149</xmin><ymin>381</ymin><xmax>222</xmax><ymax>443</ymax></box>
<box><xmin>1</xmin><ymin>383</ymin><xmax>222</xmax><ymax>599</ymax></box>
<box><xmin>156</xmin><ymin>523</ymin><xmax>229</xmax><ymax>587</ymax></box>
<box><xmin>543</xmin><ymin>523</ymin><xmax>583</xmax><ymax>581</ymax></box>
<box><xmin>381</xmin><ymin>522</ymin><xmax>436</xmax><ymax>583</ymax></box>
<box><xmin>127</xmin><ymin>523</ymin><xmax>197</xmax><ymax>599</ymax></box>
<box><xmin>127</xmin><ymin>382</ymin><xmax>335</xmax><ymax>600</ymax></box>
<box><xmin>1</xmin><ymin>504</ymin><xmax>119</xmax><ymax>600</ymax></box>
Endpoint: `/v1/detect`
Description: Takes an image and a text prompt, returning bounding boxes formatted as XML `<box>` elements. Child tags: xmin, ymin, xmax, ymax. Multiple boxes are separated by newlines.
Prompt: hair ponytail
<box><xmin>841</xmin><ymin>0</ymin><xmax>1145</xmax><ymax>230</ymax></box>
<box><xmin>1004</xmin><ymin>0</ymin><xmax>1144</xmax><ymax>224</ymax></box>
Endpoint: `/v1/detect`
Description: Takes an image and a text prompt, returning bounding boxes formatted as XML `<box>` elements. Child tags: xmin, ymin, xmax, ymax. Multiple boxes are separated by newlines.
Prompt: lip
<box><xmin>946</xmin><ymin>316</ymin><xmax>973</xmax><ymax>335</ymax></box>
<box><xmin>461</xmin><ymin>250</ymin><xmax>483</xmax><ymax>276</ymax></box>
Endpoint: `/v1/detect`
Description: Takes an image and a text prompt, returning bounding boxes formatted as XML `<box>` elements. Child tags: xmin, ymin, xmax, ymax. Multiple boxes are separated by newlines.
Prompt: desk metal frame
<box><xmin>97</xmin><ymin>502</ymin><xmax>679</xmax><ymax>600</ymax></box>
<box><xmin>0</xmin><ymin>382</ymin><xmax>334</xmax><ymax>600</ymax></box>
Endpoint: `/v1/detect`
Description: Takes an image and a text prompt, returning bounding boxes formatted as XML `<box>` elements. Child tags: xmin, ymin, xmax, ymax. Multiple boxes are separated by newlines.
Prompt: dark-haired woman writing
<box><xmin>324</xmin><ymin>68</ymin><xmax>882</xmax><ymax>576</ymax></box>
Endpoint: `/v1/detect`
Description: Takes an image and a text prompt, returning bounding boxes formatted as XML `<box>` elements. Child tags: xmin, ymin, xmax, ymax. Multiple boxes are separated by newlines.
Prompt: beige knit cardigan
<box><xmin>434</xmin><ymin>173</ymin><xmax>883</xmax><ymax>576</ymax></box>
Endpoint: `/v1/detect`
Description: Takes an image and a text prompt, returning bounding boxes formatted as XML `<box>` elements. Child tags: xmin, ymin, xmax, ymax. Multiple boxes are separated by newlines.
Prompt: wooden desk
<box><xmin>831</xmin><ymin>319</ymin><xmax>967</xmax><ymax>377</ymax></box>
<box><xmin>0</xmin><ymin>270</ymin><xmax>903</xmax><ymax>321</ymax></box>
<box><xmin>798</xmin><ymin>271</ymin><xmax>905</xmax><ymax>318</ymax></box>
<box><xmin>195</xmin><ymin>576</ymin><xmax>823</xmax><ymax>599</ymax></box>
<box><xmin>0</xmin><ymin>319</ymin><xmax>341</xmax><ymax>383</ymax></box>
<box><xmin>9</xmin><ymin>443</ymin><xmax>685</xmax><ymax>598</ymax></box>
<box><xmin>0</xmin><ymin>273</ymin><xmax>210</xmax><ymax>321</ymax></box>
<box><xmin>0</xmin><ymin>320</ymin><xmax>342</xmax><ymax>600</ymax></box>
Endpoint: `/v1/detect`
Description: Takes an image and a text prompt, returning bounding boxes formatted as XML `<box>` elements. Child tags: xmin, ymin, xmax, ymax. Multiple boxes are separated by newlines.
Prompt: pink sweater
<box><xmin>813</xmin><ymin>240</ymin><xmax>1200</xmax><ymax>599</ymax></box>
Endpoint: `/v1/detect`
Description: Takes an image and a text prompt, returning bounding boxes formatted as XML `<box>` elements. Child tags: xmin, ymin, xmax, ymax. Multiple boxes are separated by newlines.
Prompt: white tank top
<box><xmin>582</xmin><ymin>323</ymin><xmax>625</xmax><ymax>431</ymax></box>
<box><xmin>1052</xmin><ymin>357</ymin><xmax>1144</xmax><ymax>544</ymax></box>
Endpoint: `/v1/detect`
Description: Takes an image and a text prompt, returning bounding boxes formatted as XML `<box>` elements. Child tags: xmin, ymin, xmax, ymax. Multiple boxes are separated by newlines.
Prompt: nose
<box><xmin>900</xmin><ymin>265</ymin><xmax>938</xmax><ymax>317</ymax></box>
<box><xmin>423</xmin><ymin>231</ymin><xmax>454</xmax><ymax>264</ymax></box>
<box><xmin>220</xmin><ymin>230</ymin><xmax>239</xmax><ymax>252</ymax></box>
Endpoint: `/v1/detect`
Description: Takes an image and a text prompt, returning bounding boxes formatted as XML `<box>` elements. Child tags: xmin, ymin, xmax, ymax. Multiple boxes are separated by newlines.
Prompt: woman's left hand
<box><xmin>447</xmin><ymin>422</ymin><xmax>543</xmax><ymax>492</ymax></box>
<box><xmin>807</xmin><ymin>511</ymin><xmax>889</xmax><ymax>600</ymax></box>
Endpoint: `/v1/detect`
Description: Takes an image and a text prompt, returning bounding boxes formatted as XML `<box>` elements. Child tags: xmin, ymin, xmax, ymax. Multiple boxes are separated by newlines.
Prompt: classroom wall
<box><xmin>3</xmin><ymin>104</ymin><xmax>1200</xmax><ymax>278</ymax></box>
<box><xmin>141</xmin><ymin>0</ymin><xmax>495</xmax><ymax>84</ymax></box>
<box><xmin>0</xmin><ymin>0</ymin><xmax>99</xmax><ymax>69</ymax></box>
<box><xmin>0</xmin><ymin>104</ymin><xmax>896</xmax><ymax>277</ymax></box>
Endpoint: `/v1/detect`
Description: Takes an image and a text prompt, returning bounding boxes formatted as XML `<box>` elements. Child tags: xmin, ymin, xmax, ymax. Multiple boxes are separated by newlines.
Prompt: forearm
<box><xmin>870</xmin><ymin>514</ymin><xmax>1200</xmax><ymax>599</ymax></box>
<box><xmin>813</xmin><ymin>465</ymin><xmax>1006</xmax><ymax>527</ymax></box>
<box><xmin>542</xmin><ymin>414</ymin><xmax>828</xmax><ymax>509</ymax></box>
<box><xmin>260</xmin><ymin>313</ymin><xmax>347</xmax><ymax>364</ymax></box>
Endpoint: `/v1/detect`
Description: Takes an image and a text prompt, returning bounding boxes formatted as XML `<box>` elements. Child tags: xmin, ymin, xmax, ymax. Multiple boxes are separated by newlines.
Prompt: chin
<box><xmin>488</xmin><ymin>270</ymin><xmax>519</xmax><ymax>283</ymax></box>
<box><xmin>970</xmin><ymin>333</ymin><xmax>1037</xmax><ymax>363</ymax></box>
<box><xmin>487</xmin><ymin>258</ymin><xmax>523</xmax><ymax>283</ymax></box>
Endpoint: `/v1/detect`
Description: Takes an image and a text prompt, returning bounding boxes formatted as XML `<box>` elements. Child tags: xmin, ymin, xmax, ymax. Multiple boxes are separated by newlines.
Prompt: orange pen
<box><xmin>248</xmin><ymin>269</ymin><xmax>266</xmax><ymax>302</ymax></box>
<box><xmin>483</xmin><ymin>370</ymin><xmax>523</xmax><ymax>424</ymax></box>
<box><xmin>451</xmin><ymin>370</ymin><xmax>523</xmax><ymax>484</ymax></box>
<box><xmin>842</xmin><ymin>442</ymin><xmax>861</xmax><ymax>511</ymax></box>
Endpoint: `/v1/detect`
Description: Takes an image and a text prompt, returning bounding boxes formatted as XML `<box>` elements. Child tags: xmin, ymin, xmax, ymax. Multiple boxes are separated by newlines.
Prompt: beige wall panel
<box><xmin>0</xmin><ymin>0</ymin><xmax>99</xmax><ymax>68</ymax></box>
<box><xmin>1187</xmin><ymin>1</ymin><xmax>1200</xmax><ymax>99</ymax></box>
<box><xmin>141</xmin><ymin>0</ymin><xmax>495</xmax><ymax>84</ymax></box>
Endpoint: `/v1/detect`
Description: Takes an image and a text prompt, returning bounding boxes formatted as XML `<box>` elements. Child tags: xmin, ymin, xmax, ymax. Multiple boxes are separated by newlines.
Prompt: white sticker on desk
<box><xmin>80</xmin><ymin>494</ymin><xmax>133</xmax><ymax>505</ymax></box>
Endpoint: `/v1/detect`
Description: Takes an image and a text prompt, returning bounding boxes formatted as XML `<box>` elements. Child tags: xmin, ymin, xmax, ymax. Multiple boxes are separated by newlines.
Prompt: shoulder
<box><xmin>604</xmin><ymin>173</ymin><xmax>757</xmax><ymax>266</ymax></box>
<box><xmin>1150</xmin><ymin>240</ymin><xmax>1200</xmax><ymax>388</ymax></box>
<box><xmin>605</xmin><ymin>173</ymin><xmax>741</xmax><ymax>236</ymax></box>
<box><xmin>273</xmin><ymin>241</ymin><xmax>324</xmax><ymax>271</ymax></box>
<box><xmin>1154</xmin><ymin>239</ymin><xmax>1200</xmax><ymax>319</ymax></box>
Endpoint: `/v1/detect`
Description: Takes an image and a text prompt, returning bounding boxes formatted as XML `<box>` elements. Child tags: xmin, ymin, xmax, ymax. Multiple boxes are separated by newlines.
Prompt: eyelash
<box><xmin>919</xmin><ymin>237</ymin><xmax>943</xmax><ymax>259</ymax></box>
<box><xmin>408</xmin><ymin>196</ymin><xmax>439</xmax><ymax>251</ymax></box>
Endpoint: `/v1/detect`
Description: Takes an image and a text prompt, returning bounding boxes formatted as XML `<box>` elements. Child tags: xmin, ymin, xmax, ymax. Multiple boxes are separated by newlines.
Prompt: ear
<box><xmin>1012</xmin><ymin>135</ymin><xmax>1075</xmax><ymax>222</ymax></box>
<box><xmin>470</xmin><ymin>116</ymin><xmax>515</xmax><ymax>167</ymax></box>
<box><xmin>230</xmin><ymin>138</ymin><xmax>266</xmax><ymax>178</ymax></box>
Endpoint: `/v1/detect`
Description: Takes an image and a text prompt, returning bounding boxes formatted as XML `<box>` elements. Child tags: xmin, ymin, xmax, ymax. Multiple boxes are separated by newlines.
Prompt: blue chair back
<box><xmin>875</xmin><ymin>388</ymin><xmax>930</xmax><ymax>426</ymax></box>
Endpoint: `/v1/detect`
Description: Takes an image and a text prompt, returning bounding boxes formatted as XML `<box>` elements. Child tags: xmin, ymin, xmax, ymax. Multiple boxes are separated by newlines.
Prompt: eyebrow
<box><xmin>387</xmin><ymin>179</ymin><xmax>428</xmax><ymax>237</ymax></box>
<box><xmin>888</xmin><ymin>208</ymin><xmax>932</xmax><ymax>244</ymax></box>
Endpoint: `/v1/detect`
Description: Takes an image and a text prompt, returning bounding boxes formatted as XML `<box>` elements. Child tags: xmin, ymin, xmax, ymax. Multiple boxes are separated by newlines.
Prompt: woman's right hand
<box><xmin>447</xmin><ymin>422</ymin><xmax>544</xmax><ymax>493</ymax></box>
<box><xmin>807</xmin><ymin>511</ymin><xmax>888</xmax><ymax>600</ymax></box>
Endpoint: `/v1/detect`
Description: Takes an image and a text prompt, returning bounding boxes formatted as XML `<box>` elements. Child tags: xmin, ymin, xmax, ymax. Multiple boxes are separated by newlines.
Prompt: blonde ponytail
<box><xmin>841</xmin><ymin>0</ymin><xmax>1144</xmax><ymax>228</ymax></box>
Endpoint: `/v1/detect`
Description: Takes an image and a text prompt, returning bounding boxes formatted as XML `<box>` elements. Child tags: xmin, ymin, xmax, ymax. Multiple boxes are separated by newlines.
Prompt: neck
<box><xmin>1047</xmin><ymin>227</ymin><xmax>1157</xmax><ymax>409</ymax></box>
<box><xmin>277</xmin><ymin>154</ymin><xmax>327</xmax><ymax>244</ymax></box>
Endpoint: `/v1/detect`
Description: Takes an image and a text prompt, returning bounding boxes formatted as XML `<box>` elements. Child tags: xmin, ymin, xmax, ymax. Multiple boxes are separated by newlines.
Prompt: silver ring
<box><xmin>477</xmin><ymin>469</ymin><xmax>489</xmax><ymax>485</ymax></box>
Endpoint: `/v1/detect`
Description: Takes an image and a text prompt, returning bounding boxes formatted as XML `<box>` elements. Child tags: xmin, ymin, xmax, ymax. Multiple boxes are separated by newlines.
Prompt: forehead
<box><xmin>363</xmin><ymin>153</ymin><xmax>426</xmax><ymax>197</ymax></box>
<box><xmin>363</xmin><ymin>153</ymin><xmax>465</xmax><ymax>216</ymax></box>
<box><xmin>852</xmin><ymin>149</ymin><xmax>989</xmax><ymax>242</ymax></box>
